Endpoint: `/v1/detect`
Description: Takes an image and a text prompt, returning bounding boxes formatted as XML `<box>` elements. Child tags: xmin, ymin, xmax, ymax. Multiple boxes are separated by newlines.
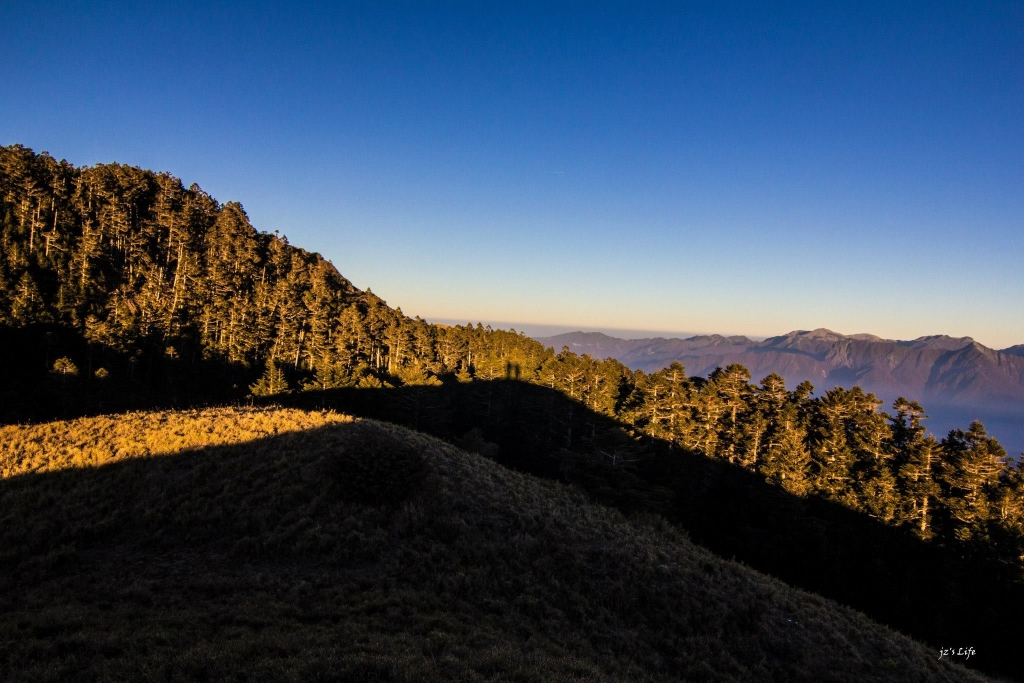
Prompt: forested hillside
<box><xmin>0</xmin><ymin>145</ymin><xmax>550</xmax><ymax>393</ymax></box>
<box><xmin>3</xmin><ymin>145</ymin><xmax>1024</xmax><ymax>678</ymax></box>
<box><xmin>2</xmin><ymin>144</ymin><xmax>1021</xmax><ymax>560</ymax></box>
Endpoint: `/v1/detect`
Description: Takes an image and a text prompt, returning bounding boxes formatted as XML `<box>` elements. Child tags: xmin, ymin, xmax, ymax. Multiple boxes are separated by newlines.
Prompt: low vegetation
<box><xmin>0</xmin><ymin>407</ymin><xmax>993</xmax><ymax>682</ymax></box>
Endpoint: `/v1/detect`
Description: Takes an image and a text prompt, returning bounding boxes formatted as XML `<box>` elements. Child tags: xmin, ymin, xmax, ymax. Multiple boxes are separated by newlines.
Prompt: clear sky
<box><xmin>3</xmin><ymin>2</ymin><xmax>1022</xmax><ymax>347</ymax></box>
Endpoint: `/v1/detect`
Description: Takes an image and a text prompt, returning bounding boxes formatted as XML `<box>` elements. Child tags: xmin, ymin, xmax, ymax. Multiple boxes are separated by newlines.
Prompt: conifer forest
<box><xmin>2</xmin><ymin>144</ymin><xmax>1023</xmax><ymax>680</ymax></box>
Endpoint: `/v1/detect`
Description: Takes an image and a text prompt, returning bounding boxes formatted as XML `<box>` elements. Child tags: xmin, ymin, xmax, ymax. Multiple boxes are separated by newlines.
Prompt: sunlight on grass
<box><xmin>0</xmin><ymin>407</ymin><xmax>352</xmax><ymax>478</ymax></box>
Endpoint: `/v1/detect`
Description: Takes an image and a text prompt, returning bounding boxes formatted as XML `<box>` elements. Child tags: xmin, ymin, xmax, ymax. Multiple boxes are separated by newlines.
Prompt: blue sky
<box><xmin>3</xmin><ymin>1</ymin><xmax>1022</xmax><ymax>347</ymax></box>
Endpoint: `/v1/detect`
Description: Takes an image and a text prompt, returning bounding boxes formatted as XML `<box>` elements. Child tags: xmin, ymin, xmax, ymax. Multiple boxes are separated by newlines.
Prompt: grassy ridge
<box><xmin>0</xmin><ymin>408</ymin><xmax>993</xmax><ymax>682</ymax></box>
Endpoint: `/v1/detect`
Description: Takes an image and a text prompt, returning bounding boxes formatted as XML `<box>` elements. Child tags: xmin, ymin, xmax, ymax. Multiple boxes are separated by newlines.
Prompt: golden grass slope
<box><xmin>0</xmin><ymin>407</ymin><xmax>996</xmax><ymax>682</ymax></box>
<box><xmin>0</xmin><ymin>407</ymin><xmax>352</xmax><ymax>477</ymax></box>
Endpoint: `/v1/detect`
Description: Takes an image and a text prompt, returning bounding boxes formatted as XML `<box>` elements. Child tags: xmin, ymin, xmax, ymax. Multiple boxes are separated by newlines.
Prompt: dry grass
<box><xmin>0</xmin><ymin>407</ymin><xmax>351</xmax><ymax>477</ymax></box>
<box><xmin>0</xmin><ymin>407</ymin><xmax>997</xmax><ymax>682</ymax></box>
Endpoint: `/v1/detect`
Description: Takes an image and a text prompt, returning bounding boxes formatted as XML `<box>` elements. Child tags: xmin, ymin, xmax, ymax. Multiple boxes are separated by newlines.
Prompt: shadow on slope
<box><xmin>2</xmin><ymin>349</ymin><xmax>1020</xmax><ymax>681</ymax></box>
<box><xmin>0</xmin><ymin>323</ymin><xmax>253</xmax><ymax>426</ymax></box>
<box><xmin>0</xmin><ymin>413</ymin><xmax>989</xmax><ymax>683</ymax></box>
<box><xmin>277</xmin><ymin>381</ymin><xmax>1023</xmax><ymax>681</ymax></box>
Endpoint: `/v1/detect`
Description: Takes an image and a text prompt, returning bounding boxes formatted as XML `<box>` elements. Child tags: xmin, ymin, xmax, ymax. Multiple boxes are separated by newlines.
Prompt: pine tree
<box><xmin>249</xmin><ymin>358</ymin><xmax>290</xmax><ymax>397</ymax></box>
<box><xmin>756</xmin><ymin>374</ymin><xmax>812</xmax><ymax>496</ymax></box>
<box><xmin>10</xmin><ymin>271</ymin><xmax>47</xmax><ymax>322</ymax></box>
<box><xmin>992</xmin><ymin>459</ymin><xmax>1024</xmax><ymax>563</ymax></box>
<box><xmin>939</xmin><ymin>421</ymin><xmax>1008</xmax><ymax>543</ymax></box>
<box><xmin>846</xmin><ymin>388</ymin><xmax>898</xmax><ymax>522</ymax></box>
<box><xmin>682</xmin><ymin>376</ymin><xmax>725</xmax><ymax>458</ymax></box>
<box><xmin>51</xmin><ymin>357</ymin><xmax>78</xmax><ymax>377</ymax></box>
<box><xmin>891</xmin><ymin>399</ymin><xmax>940</xmax><ymax>538</ymax></box>
<box><xmin>711</xmin><ymin>364</ymin><xmax>754</xmax><ymax>465</ymax></box>
<box><xmin>807</xmin><ymin>387</ymin><xmax>858</xmax><ymax>504</ymax></box>
<box><xmin>303</xmin><ymin>361</ymin><xmax>354</xmax><ymax>391</ymax></box>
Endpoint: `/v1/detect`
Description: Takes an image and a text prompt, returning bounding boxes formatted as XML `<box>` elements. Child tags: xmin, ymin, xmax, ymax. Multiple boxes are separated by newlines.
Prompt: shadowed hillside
<box><xmin>0</xmin><ymin>407</ymin><xmax>995</xmax><ymax>682</ymax></box>
<box><xmin>277</xmin><ymin>381</ymin><xmax>1024</xmax><ymax>681</ymax></box>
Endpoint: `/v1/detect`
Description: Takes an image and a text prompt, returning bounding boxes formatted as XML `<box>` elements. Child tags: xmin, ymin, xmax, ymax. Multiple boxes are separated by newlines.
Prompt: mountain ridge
<box><xmin>536</xmin><ymin>329</ymin><xmax>1024</xmax><ymax>453</ymax></box>
<box><xmin>534</xmin><ymin>328</ymin><xmax>1024</xmax><ymax>399</ymax></box>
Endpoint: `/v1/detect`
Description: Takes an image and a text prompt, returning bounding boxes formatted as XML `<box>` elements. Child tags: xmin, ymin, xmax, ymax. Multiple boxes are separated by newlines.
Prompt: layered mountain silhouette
<box><xmin>535</xmin><ymin>329</ymin><xmax>1024</xmax><ymax>454</ymax></box>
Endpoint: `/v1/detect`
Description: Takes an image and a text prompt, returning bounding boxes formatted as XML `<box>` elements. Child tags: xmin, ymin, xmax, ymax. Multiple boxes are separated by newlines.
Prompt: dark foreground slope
<box><xmin>0</xmin><ymin>408</ymin><xmax>991</xmax><ymax>682</ymax></box>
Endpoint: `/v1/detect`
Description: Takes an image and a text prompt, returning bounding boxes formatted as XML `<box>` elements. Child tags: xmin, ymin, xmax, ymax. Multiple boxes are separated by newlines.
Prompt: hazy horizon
<box><xmin>428</xmin><ymin>319</ymin><xmax>718</xmax><ymax>342</ymax></box>
<box><xmin>426</xmin><ymin>318</ymin><xmax>1023</xmax><ymax>349</ymax></box>
<box><xmin>3</xmin><ymin>2</ymin><xmax>1021</xmax><ymax>348</ymax></box>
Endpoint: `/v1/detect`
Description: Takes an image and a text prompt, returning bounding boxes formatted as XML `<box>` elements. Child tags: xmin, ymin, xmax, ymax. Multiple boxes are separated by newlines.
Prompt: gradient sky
<box><xmin>3</xmin><ymin>1</ymin><xmax>1022</xmax><ymax>347</ymax></box>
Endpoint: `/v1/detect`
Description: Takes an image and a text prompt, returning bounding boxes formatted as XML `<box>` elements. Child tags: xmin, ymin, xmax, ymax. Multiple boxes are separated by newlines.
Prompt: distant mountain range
<box><xmin>535</xmin><ymin>328</ymin><xmax>1024</xmax><ymax>454</ymax></box>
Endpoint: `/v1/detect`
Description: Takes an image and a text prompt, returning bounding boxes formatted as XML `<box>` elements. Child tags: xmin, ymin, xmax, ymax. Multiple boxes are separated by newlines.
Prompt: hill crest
<box><xmin>0</xmin><ymin>407</ymin><xmax>992</xmax><ymax>682</ymax></box>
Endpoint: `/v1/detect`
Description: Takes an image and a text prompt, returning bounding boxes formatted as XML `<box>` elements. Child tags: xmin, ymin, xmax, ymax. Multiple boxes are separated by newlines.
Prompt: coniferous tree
<box><xmin>939</xmin><ymin>421</ymin><xmax>1008</xmax><ymax>543</ymax></box>
<box><xmin>844</xmin><ymin>388</ymin><xmax>899</xmax><ymax>522</ymax></box>
<box><xmin>755</xmin><ymin>374</ymin><xmax>812</xmax><ymax>496</ymax></box>
<box><xmin>710</xmin><ymin>364</ymin><xmax>754</xmax><ymax>466</ymax></box>
<box><xmin>51</xmin><ymin>356</ymin><xmax>78</xmax><ymax>378</ymax></box>
<box><xmin>808</xmin><ymin>387</ymin><xmax>859</xmax><ymax>504</ymax></box>
<box><xmin>992</xmin><ymin>459</ymin><xmax>1024</xmax><ymax>562</ymax></box>
<box><xmin>891</xmin><ymin>399</ymin><xmax>941</xmax><ymax>538</ymax></box>
<box><xmin>249</xmin><ymin>358</ymin><xmax>290</xmax><ymax>397</ymax></box>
